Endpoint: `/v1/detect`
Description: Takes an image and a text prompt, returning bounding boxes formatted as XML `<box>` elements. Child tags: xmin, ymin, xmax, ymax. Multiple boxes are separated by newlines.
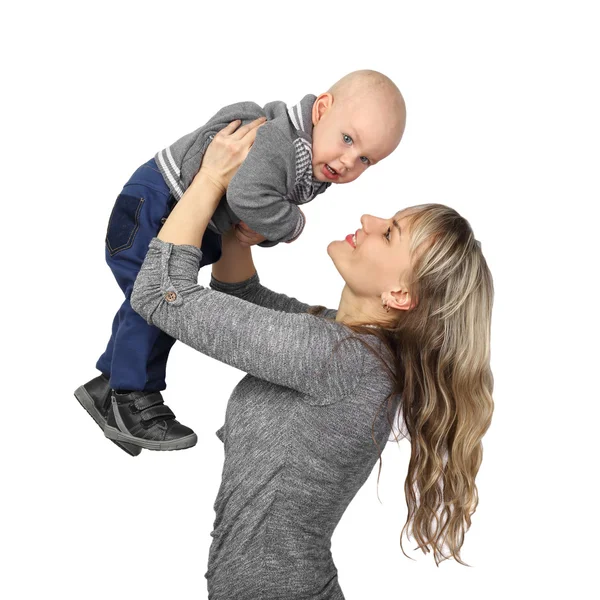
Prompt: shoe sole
<box><xmin>104</xmin><ymin>424</ymin><xmax>198</xmax><ymax>451</ymax></box>
<box><xmin>74</xmin><ymin>386</ymin><xmax>142</xmax><ymax>457</ymax></box>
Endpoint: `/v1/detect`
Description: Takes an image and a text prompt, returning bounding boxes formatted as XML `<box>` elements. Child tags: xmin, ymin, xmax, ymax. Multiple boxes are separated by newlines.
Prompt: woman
<box><xmin>125</xmin><ymin>118</ymin><xmax>494</xmax><ymax>598</ymax></box>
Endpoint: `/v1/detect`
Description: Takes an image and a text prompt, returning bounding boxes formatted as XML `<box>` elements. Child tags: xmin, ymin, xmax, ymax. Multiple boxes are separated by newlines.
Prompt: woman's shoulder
<box><xmin>308</xmin><ymin>319</ymin><xmax>395</xmax><ymax>382</ymax></box>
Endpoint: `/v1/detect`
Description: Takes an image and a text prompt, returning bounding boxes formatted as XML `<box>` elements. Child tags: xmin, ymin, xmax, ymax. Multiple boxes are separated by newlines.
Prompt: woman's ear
<box><xmin>312</xmin><ymin>93</ymin><xmax>333</xmax><ymax>126</ymax></box>
<box><xmin>382</xmin><ymin>289</ymin><xmax>414</xmax><ymax>311</ymax></box>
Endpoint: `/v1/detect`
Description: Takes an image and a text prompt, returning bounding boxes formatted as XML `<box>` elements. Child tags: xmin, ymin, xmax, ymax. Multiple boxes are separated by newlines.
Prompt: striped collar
<box><xmin>287</xmin><ymin>94</ymin><xmax>317</xmax><ymax>141</ymax></box>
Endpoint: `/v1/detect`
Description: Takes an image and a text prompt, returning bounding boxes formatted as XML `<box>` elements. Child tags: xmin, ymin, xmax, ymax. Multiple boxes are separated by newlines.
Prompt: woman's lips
<box><xmin>345</xmin><ymin>234</ymin><xmax>356</xmax><ymax>248</ymax></box>
<box><xmin>322</xmin><ymin>164</ymin><xmax>339</xmax><ymax>181</ymax></box>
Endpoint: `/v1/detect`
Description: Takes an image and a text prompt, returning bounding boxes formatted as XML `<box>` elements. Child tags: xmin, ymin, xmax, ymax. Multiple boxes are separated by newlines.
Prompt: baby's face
<box><xmin>311</xmin><ymin>93</ymin><xmax>402</xmax><ymax>184</ymax></box>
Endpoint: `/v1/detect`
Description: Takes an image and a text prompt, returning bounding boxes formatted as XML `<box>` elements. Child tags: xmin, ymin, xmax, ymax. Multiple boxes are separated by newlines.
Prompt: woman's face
<box><xmin>327</xmin><ymin>210</ymin><xmax>414</xmax><ymax>299</ymax></box>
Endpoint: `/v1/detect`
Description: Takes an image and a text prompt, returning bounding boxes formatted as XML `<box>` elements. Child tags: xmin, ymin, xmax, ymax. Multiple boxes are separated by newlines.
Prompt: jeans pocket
<box><xmin>106</xmin><ymin>194</ymin><xmax>145</xmax><ymax>256</ymax></box>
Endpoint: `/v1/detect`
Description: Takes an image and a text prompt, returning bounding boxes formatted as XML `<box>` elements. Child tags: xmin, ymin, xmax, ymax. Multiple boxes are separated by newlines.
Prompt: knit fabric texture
<box><xmin>131</xmin><ymin>238</ymin><xmax>398</xmax><ymax>600</ymax></box>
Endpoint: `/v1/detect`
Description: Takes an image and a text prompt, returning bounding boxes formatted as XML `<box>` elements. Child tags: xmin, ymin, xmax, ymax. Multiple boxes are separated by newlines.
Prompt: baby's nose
<box><xmin>340</xmin><ymin>153</ymin><xmax>354</xmax><ymax>170</ymax></box>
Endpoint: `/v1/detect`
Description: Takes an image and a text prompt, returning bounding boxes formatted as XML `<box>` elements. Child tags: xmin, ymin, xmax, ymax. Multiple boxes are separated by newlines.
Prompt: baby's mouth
<box><xmin>322</xmin><ymin>163</ymin><xmax>339</xmax><ymax>181</ymax></box>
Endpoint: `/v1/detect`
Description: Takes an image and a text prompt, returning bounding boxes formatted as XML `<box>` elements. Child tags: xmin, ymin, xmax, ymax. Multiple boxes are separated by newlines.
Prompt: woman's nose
<box><xmin>361</xmin><ymin>214</ymin><xmax>387</xmax><ymax>234</ymax></box>
<box><xmin>360</xmin><ymin>214</ymin><xmax>376</xmax><ymax>231</ymax></box>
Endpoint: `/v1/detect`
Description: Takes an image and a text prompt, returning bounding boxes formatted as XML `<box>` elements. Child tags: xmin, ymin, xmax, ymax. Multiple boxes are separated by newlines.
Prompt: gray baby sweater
<box><xmin>131</xmin><ymin>239</ymin><xmax>398</xmax><ymax>600</ymax></box>
<box><xmin>155</xmin><ymin>95</ymin><xmax>331</xmax><ymax>245</ymax></box>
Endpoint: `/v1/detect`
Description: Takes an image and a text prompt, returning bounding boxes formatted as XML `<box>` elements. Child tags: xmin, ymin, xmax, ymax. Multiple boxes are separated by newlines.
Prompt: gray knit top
<box><xmin>131</xmin><ymin>238</ymin><xmax>398</xmax><ymax>600</ymax></box>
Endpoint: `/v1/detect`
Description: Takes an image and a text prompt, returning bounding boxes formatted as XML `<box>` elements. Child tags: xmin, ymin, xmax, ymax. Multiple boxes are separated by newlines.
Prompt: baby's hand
<box><xmin>235</xmin><ymin>221</ymin><xmax>267</xmax><ymax>247</ymax></box>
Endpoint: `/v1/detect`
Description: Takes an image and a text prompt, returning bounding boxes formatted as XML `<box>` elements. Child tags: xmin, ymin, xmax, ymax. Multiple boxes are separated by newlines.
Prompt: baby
<box><xmin>74</xmin><ymin>70</ymin><xmax>406</xmax><ymax>456</ymax></box>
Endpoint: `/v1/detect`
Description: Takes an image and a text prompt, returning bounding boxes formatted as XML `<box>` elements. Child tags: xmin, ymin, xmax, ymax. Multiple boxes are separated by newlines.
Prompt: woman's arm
<box><xmin>157</xmin><ymin>172</ymin><xmax>222</xmax><ymax>247</ymax></box>
<box><xmin>211</xmin><ymin>228</ymin><xmax>257</xmax><ymax>283</ymax></box>
<box><xmin>211</xmin><ymin>227</ymin><xmax>337</xmax><ymax>317</ymax></box>
<box><xmin>131</xmin><ymin>239</ymin><xmax>362</xmax><ymax>404</ymax></box>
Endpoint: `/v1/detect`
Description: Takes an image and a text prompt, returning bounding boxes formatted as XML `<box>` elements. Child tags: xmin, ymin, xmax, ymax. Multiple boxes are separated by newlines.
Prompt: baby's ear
<box><xmin>312</xmin><ymin>93</ymin><xmax>333</xmax><ymax>125</ymax></box>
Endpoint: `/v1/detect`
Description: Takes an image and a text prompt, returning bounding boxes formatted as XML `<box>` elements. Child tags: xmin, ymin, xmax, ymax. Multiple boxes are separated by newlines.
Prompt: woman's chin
<box><xmin>327</xmin><ymin>238</ymin><xmax>352</xmax><ymax>255</ymax></box>
<box><xmin>326</xmin><ymin>242</ymin><xmax>348</xmax><ymax>278</ymax></box>
<box><xmin>326</xmin><ymin>240</ymin><xmax>340</xmax><ymax>258</ymax></box>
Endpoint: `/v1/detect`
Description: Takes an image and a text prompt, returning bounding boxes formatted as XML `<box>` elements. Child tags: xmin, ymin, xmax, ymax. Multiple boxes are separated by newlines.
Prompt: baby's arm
<box><xmin>226</xmin><ymin>122</ymin><xmax>305</xmax><ymax>245</ymax></box>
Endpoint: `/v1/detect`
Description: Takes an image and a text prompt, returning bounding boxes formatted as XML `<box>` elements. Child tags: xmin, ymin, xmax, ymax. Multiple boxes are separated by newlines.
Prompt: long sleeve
<box><xmin>226</xmin><ymin>122</ymin><xmax>305</xmax><ymax>244</ymax></box>
<box><xmin>209</xmin><ymin>273</ymin><xmax>338</xmax><ymax>319</ymax></box>
<box><xmin>131</xmin><ymin>239</ymin><xmax>364</xmax><ymax>404</ymax></box>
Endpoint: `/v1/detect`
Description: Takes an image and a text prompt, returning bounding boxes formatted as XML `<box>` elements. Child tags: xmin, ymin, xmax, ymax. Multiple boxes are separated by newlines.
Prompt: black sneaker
<box><xmin>104</xmin><ymin>390</ymin><xmax>197</xmax><ymax>451</ymax></box>
<box><xmin>74</xmin><ymin>375</ymin><xmax>142</xmax><ymax>457</ymax></box>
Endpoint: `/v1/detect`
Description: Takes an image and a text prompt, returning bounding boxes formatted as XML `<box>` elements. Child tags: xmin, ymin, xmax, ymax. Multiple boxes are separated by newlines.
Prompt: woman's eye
<box><xmin>384</xmin><ymin>227</ymin><xmax>391</xmax><ymax>241</ymax></box>
<box><xmin>360</xmin><ymin>156</ymin><xmax>370</xmax><ymax>165</ymax></box>
<box><xmin>342</xmin><ymin>134</ymin><xmax>353</xmax><ymax>145</ymax></box>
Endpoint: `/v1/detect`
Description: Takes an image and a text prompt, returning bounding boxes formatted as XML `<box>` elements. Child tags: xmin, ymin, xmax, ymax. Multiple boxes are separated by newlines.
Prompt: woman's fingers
<box><xmin>217</xmin><ymin>119</ymin><xmax>243</xmax><ymax>136</ymax></box>
<box><xmin>234</xmin><ymin>227</ymin><xmax>252</xmax><ymax>247</ymax></box>
<box><xmin>230</xmin><ymin>116</ymin><xmax>267</xmax><ymax>140</ymax></box>
<box><xmin>235</xmin><ymin>222</ymin><xmax>267</xmax><ymax>246</ymax></box>
<box><xmin>235</xmin><ymin>224</ymin><xmax>256</xmax><ymax>245</ymax></box>
<box><xmin>194</xmin><ymin>117</ymin><xmax>267</xmax><ymax>193</ymax></box>
<box><xmin>213</xmin><ymin>117</ymin><xmax>265</xmax><ymax>157</ymax></box>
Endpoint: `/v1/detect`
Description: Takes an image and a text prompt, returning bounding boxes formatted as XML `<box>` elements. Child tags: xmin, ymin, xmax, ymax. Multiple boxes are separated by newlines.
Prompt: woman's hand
<box><xmin>234</xmin><ymin>221</ymin><xmax>267</xmax><ymax>247</ymax></box>
<box><xmin>196</xmin><ymin>117</ymin><xmax>266</xmax><ymax>197</ymax></box>
<box><xmin>157</xmin><ymin>117</ymin><xmax>265</xmax><ymax>248</ymax></box>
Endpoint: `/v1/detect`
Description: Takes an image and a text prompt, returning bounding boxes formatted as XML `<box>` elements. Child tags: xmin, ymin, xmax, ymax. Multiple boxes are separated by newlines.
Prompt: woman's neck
<box><xmin>335</xmin><ymin>285</ymin><xmax>393</xmax><ymax>327</ymax></box>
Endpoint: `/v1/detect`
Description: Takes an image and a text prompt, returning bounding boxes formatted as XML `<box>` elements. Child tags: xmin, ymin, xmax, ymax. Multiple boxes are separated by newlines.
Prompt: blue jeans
<box><xmin>96</xmin><ymin>158</ymin><xmax>222</xmax><ymax>391</ymax></box>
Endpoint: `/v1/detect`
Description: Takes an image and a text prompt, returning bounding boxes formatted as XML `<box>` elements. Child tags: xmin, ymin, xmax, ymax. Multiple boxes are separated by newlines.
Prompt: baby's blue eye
<box><xmin>360</xmin><ymin>156</ymin><xmax>369</xmax><ymax>165</ymax></box>
<box><xmin>342</xmin><ymin>134</ymin><xmax>353</xmax><ymax>144</ymax></box>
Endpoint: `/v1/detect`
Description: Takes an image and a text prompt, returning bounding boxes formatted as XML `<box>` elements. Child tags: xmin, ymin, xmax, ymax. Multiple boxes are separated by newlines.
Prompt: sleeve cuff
<box><xmin>131</xmin><ymin>238</ymin><xmax>204</xmax><ymax>321</ymax></box>
<box><xmin>147</xmin><ymin>237</ymin><xmax>203</xmax><ymax>292</ymax></box>
<box><xmin>148</xmin><ymin>237</ymin><xmax>203</xmax><ymax>255</ymax></box>
<box><xmin>284</xmin><ymin>207</ymin><xmax>306</xmax><ymax>243</ymax></box>
<box><xmin>209</xmin><ymin>272</ymin><xmax>260</xmax><ymax>295</ymax></box>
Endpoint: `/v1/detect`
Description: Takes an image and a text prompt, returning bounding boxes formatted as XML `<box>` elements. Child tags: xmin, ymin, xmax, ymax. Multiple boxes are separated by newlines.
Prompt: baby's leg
<box><xmin>98</xmin><ymin>158</ymin><xmax>177</xmax><ymax>392</ymax></box>
<box><xmin>77</xmin><ymin>159</ymin><xmax>195</xmax><ymax>453</ymax></box>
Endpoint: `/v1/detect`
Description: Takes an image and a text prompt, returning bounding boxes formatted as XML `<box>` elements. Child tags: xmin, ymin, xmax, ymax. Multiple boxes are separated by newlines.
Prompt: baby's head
<box><xmin>311</xmin><ymin>70</ymin><xmax>406</xmax><ymax>184</ymax></box>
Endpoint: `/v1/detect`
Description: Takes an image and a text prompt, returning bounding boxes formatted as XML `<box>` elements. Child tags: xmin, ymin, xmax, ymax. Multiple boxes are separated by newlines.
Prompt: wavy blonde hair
<box><xmin>345</xmin><ymin>203</ymin><xmax>494</xmax><ymax>564</ymax></box>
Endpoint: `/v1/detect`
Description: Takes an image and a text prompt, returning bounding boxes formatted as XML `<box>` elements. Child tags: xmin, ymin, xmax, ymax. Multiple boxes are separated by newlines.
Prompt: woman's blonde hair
<box><xmin>349</xmin><ymin>203</ymin><xmax>494</xmax><ymax>564</ymax></box>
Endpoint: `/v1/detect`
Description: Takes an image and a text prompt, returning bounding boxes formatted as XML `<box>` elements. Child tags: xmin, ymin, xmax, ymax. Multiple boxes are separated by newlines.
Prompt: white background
<box><xmin>2</xmin><ymin>1</ymin><xmax>599</xmax><ymax>598</ymax></box>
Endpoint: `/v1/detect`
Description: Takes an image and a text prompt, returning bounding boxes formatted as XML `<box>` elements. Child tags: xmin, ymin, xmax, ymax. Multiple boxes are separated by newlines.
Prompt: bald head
<box><xmin>310</xmin><ymin>70</ymin><xmax>407</xmax><ymax>182</ymax></box>
<box><xmin>328</xmin><ymin>70</ymin><xmax>401</xmax><ymax>101</ymax></box>
<box><xmin>327</xmin><ymin>70</ymin><xmax>406</xmax><ymax>147</ymax></box>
